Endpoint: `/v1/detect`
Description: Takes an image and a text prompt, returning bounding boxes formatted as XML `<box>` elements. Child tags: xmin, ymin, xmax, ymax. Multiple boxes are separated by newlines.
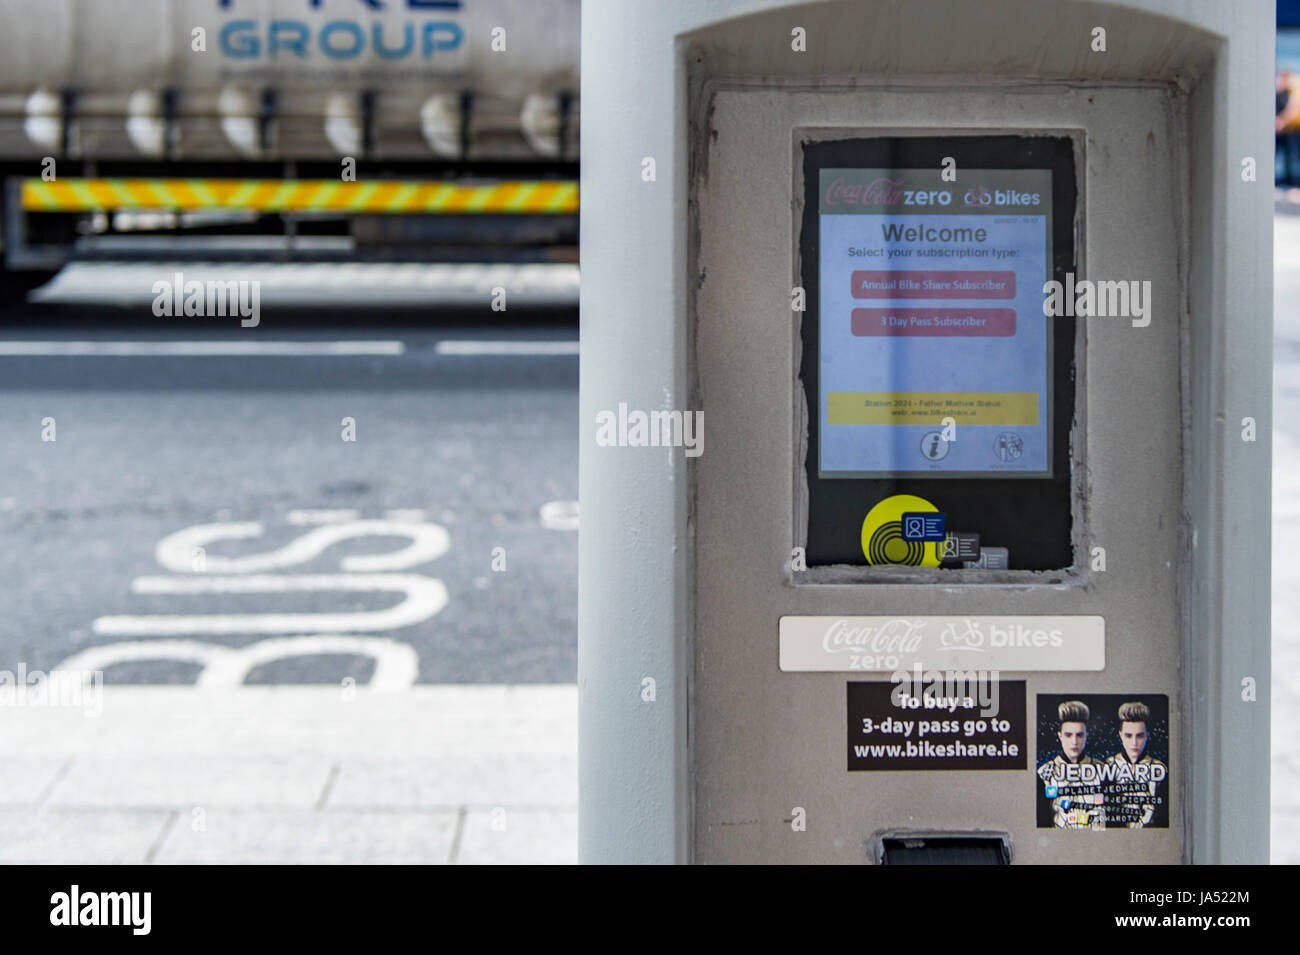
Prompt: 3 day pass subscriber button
<box><xmin>851</xmin><ymin>308</ymin><xmax>1017</xmax><ymax>337</ymax></box>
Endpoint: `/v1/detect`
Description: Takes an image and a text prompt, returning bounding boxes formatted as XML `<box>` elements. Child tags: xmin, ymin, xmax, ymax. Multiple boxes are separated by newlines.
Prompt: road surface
<box><xmin>0</xmin><ymin>304</ymin><xmax>578</xmax><ymax>686</ymax></box>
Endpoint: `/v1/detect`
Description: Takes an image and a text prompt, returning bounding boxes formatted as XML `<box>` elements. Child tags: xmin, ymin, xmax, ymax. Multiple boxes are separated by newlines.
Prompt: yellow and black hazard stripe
<box><xmin>20</xmin><ymin>178</ymin><xmax>578</xmax><ymax>214</ymax></box>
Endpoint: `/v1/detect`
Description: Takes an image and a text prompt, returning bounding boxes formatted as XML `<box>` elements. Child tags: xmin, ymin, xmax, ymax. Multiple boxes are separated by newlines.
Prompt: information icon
<box><xmin>919</xmin><ymin>431</ymin><xmax>950</xmax><ymax>462</ymax></box>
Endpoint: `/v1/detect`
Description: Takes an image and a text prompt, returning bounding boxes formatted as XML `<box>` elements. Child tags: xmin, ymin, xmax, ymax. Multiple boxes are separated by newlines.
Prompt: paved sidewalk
<box><xmin>0</xmin><ymin>685</ymin><xmax>576</xmax><ymax>864</ymax></box>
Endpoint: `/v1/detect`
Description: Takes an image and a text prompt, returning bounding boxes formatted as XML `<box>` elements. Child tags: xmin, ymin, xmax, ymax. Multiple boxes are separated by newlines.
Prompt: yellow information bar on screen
<box><xmin>827</xmin><ymin>392</ymin><xmax>1040</xmax><ymax>425</ymax></box>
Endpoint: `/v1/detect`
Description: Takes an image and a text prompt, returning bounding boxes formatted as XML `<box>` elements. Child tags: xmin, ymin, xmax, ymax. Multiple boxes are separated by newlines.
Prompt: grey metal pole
<box><xmin>578</xmin><ymin>0</ymin><xmax>692</xmax><ymax>864</ymax></box>
<box><xmin>1184</xmin><ymin>2</ymin><xmax>1274</xmax><ymax>863</ymax></box>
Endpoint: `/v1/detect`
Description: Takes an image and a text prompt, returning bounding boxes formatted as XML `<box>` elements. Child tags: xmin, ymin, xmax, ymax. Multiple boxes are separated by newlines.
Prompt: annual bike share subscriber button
<box><xmin>850</xmin><ymin>270</ymin><xmax>1017</xmax><ymax>299</ymax></box>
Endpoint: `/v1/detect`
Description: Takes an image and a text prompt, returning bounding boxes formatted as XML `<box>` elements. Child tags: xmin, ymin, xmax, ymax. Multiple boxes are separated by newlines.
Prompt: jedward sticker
<box><xmin>1036</xmin><ymin>694</ymin><xmax>1170</xmax><ymax>830</ymax></box>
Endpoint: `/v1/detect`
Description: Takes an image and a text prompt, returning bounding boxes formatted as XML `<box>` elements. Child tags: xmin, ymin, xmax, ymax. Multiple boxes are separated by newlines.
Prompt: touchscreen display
<box><xmin>817</xmin><ymin>168</ymin><xmax>1053</xmax><ymax>478</ymax></box>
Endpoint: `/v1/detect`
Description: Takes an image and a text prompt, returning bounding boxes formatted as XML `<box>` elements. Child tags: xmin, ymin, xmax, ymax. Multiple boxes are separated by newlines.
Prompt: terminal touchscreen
<box><xmin>799</xmin><ymin>136</ymin><xmax>1077</xmax><ymax>570</ymax></box>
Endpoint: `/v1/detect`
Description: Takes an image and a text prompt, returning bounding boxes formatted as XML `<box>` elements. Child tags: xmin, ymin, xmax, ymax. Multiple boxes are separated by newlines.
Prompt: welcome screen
<box><xmin>817</xmin><ymin>167</ymin><xmax>1054</xmax><ymax>478</ymax></box>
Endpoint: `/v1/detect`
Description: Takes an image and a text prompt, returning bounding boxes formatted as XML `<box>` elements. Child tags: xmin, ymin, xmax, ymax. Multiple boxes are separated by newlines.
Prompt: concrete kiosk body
<box><xmin>579</xmin><ymin>0</ymin><xmax>1272</xmax><ymax>864</ymax></box>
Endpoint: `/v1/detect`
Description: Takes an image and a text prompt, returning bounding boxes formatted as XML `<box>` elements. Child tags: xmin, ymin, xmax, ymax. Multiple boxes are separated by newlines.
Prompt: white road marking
<box><xmin>55</xmin><ymin>636</ymin><xmax>419</xmax><ymax>689</ymax></box>
<box><xmin>287</xmin><ymin>509</ymin><xmax>361</xmax><ymax>524</ymax></box>
<box><xmin>435</xmin><ymin>340</ymin><xmax>578</xmax><ymax>356</ymax></box>
<box><xmin>0</xmin><ymin>340</ymin><xmax>405</xmax><ymax>356</ymax></box>
<box><xmin>539</xmin><ymin>500</ymin><xmax>579</xmax><ymax>531</ymax></box>
<box><xmin>155</xmin><ymin>520</ymin><xmax>449</xmax><ymax>574</ymax></box>
<box><xmin>92</xmin><ymin>574</ymin><xmax>448</xmax><ymax>636</ymax></box>
<box><xmin>32</xmin><ymin>261</ymin><xmax>579</xmax><ymax>307</ymax></box>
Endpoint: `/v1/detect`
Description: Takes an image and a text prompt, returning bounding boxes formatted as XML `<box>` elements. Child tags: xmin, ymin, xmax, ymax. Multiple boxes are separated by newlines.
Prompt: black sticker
<box><xmin>1036</xmin><ymin>693</ymin><xmax>1170</xmax><ymax>829</ymax></box>
<box><xmin>847</xmin><ymin>680</ymin><xmax>1027</xmax><ymax>770</ymax></box>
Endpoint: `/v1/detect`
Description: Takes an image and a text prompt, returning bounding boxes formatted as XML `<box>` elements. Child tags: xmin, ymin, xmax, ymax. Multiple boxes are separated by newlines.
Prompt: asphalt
<box><xmin>0</xmin><ymin>304</ymin><xmax>578</xmax><ymax>685</ymax></box>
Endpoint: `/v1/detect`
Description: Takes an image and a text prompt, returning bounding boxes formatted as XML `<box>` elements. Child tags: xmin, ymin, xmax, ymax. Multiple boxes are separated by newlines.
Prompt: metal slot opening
<box><xmin>876</xmin><ymin>833</ymin><xmax>1011</xmax><ymax>865</ymax></box>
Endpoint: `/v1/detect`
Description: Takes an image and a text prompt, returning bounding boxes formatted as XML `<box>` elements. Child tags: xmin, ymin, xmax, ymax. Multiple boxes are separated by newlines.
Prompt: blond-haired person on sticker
<box><xmin>1037</xmin><ymin>700</ymin><xmax>1105</xmax><ymax>830</ymax></box>
<box><xmin>1103</xmin><ymin>701</ymin><xmax>1167</xmax><ymax>828</ymax></box>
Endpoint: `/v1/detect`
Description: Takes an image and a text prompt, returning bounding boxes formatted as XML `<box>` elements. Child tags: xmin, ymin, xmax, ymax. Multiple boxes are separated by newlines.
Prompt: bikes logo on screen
<box><xmin>1036</xmin><ymin>693</ymin><xmax>1170</xmax><ymax>830</ymax></box>
<box><xmin>963</xmin><ymin>185</ymin><xmax>1043</xmax><ymax>208</ymax></box>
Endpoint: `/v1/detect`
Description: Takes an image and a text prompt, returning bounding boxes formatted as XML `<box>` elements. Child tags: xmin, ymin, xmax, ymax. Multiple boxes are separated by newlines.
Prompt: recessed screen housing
<box><xmin>799</xmin><ymin>135</ymin><xmax>1077</xmax><ymax>570</ymax></box>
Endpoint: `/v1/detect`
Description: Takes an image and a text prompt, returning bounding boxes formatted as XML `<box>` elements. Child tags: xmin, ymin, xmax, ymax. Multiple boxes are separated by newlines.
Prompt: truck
<box><xmin>0</xmin><ymin>0</ymin><xmax>580</xmax><ymax>301</ymax></box>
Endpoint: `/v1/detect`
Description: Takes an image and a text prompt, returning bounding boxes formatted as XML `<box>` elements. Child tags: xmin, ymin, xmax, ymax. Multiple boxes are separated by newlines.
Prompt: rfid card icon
<box><xmin>901</xmin><ymin>512</ymin><xmax>946</xmax><ymax>542</ymax></box>
<box><xmin>942</xmin><ymin>532</ymin><xmax>981</xmax><ymax>561</ymax></box>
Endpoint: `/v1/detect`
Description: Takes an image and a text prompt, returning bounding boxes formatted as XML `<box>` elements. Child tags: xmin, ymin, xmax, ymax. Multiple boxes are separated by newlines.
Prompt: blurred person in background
<box><xmin>1277</xmin><ymin>69</ymin><xmax>1300</xmax><ymax>186</ymax></box>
